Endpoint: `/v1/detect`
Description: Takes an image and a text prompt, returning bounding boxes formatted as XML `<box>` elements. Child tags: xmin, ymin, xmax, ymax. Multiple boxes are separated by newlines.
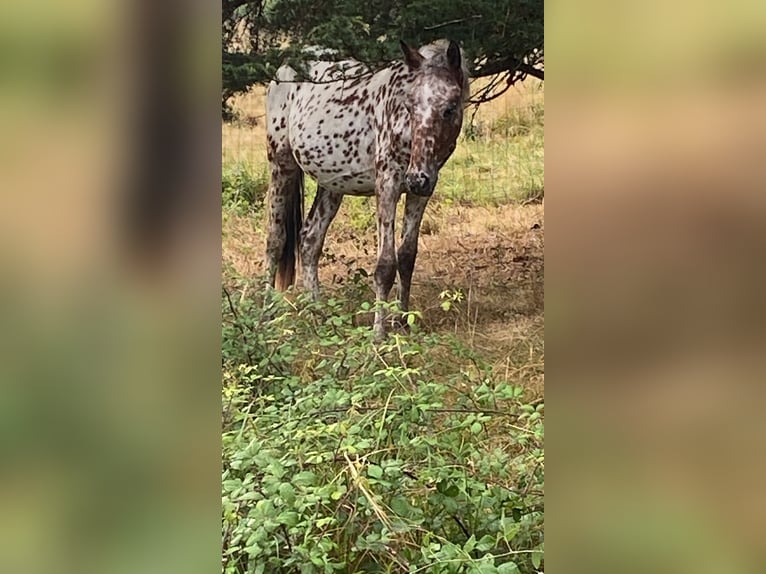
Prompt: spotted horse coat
<box><xmin>265</xmin><ymin>39</ymin><xmax>470</xmax><ymax>338</ymax></box>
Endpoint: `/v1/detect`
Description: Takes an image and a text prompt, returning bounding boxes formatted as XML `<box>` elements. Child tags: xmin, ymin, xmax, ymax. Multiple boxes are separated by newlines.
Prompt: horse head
<box><xmin>401</xmin><ymin>39</ymin><xmax>467</xmax><ymax>197</ymax></box>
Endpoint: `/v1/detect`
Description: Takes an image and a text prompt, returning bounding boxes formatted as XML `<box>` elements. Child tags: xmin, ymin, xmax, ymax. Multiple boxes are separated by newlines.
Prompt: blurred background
<box><xmin>546</xmin><ymin>0</ymin><xmax>766</xmax><ymax>572</ymax></box>
<box><xmin>0</xmin><ymin>1</ymin><xmax>220</xmax><ymax>573</ymax></box>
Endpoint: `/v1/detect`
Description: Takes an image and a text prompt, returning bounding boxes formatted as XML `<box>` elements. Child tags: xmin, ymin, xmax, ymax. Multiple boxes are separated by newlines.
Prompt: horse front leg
<box><xmin>373</xmin><ymin>177</ymin><xmax>400</xmax><ymax>340</ymax></box>
<box><xmin>300</xmin><ymin>186</ymin><xmax>342</xmax><ymax>299</ymax></box>
<box><xmin>397</xmin><ymin>193</ymin><xmax>429</xmax><ymax>318</ymax></box>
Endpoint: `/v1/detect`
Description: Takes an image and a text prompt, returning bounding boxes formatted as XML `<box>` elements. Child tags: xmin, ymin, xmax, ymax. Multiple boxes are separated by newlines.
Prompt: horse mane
<box><xmin>417</xmin><ymin>39</ymin><xmax>471</xmax><ymax>102</ymax></box>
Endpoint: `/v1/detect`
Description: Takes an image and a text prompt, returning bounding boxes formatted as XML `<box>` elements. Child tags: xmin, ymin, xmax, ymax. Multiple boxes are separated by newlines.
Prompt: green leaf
<box><xmin>292</xmin><ymin>471</ymin><xmax>316</xmax><ymax>487</ymax></box>
<box><xmin>390</xmin><ymin>496</ymin><xmax>414</xmax><ymax>517</ymax></box>
<box><xmin>277</xmin><ymin>511</ymin><xmax>299</xmax><ymax>527</ymax></box>
<box><xmin>476</xmin><ymin>534</ymin><xmax>495</xmax><ymax>552</ymax></box>
<box><xmin>497</xmin><ymin>562</ymin><xmax>519</xmax><ymax>574</ymax></box>
<box><xmin>464</xmin><ymin>535</ymin><xmax>477</xmax><ymax>553</ymax></box>
<box><xmin>531</xmin><ymin>550</ymin><xmax>543</xmax><ymax>569</ymax></box>
<box><xmin>501</xmin><ymin>520</ymin><xmax>521</xmax><ymax>541</ymax></box>
<box><xmin>367</xmin><ymin>464</ymin><xmax>383</xmax><ymax>479</ymax></box>
<box><xmin>330</xmin><ymin>485</ymin><xmax>347</xmax><ymax>500</ymax></box>
<box><xmin>471</xmin><ymin>421</ymin><xmax>483</xmax><ymax>434</ymax></box>
<box><xmin>436</xmin><ymin>480</ymin><xmax>460</xmax><ymax>498</ymax></box>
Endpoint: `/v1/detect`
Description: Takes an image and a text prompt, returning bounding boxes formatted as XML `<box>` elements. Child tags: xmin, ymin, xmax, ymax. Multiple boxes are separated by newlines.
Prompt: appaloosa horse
<box><xmin>265</xmin><ymin>39</ymin><xmax>470</xmax><ymax>338</ymax></box>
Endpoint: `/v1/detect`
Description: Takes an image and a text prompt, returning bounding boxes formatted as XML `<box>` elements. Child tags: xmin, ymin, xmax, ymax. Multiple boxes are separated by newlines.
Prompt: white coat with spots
<box><xmin>265</xmin><ymin>39</ymin><xmax>470</xmax><ymax>338</ymax></box>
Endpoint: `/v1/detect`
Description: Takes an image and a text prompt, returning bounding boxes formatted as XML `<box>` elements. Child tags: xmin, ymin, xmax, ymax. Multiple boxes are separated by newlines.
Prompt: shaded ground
<box><xmin>223</xmin><ymin>201</ymin><xmax>544</xmax><ymax>393</ymax></box>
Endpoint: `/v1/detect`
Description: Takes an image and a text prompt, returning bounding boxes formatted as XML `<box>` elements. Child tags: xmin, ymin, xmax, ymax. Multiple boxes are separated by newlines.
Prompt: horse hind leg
<box><xmin>300</xmin><ymin>186</ymin><xmax>342</xmax><ymax>298</ymax></box>
<box><xmin>265</xmin><ymin>151</ymin><xmax>304</xmax><ymax>290</ymax></box>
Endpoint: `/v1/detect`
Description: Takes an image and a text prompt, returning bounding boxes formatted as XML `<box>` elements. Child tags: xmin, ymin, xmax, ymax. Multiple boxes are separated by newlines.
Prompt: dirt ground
<box><xmin>223</xmin><ymin>200</ymin><xmax>544</xmax><ymax>388</ymax></box>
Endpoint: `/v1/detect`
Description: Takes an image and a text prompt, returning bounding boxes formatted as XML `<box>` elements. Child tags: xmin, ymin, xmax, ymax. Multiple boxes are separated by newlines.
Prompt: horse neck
<box><xmin>369</xmin><ymin>61</ymin><xmax>414</xmax><ymax>120</ymax></box>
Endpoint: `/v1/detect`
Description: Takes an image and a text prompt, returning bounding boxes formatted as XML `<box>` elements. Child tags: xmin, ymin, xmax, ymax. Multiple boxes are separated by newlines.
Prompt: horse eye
<box><xmin>443</xmin><ymin>104</ymin><xmax>457</xmax><ymax>119</ymax></box>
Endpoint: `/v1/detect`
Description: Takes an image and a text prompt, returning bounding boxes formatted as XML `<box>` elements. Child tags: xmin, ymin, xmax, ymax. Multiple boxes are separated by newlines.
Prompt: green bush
<box><xmin>223</xmin><ymin>161</ymin><xmax>269</xmax><ymax>214</ymax></box>
<box><xmin>222</xmin><ymin>281</ymin><xmax>544</xmax><ymax>573</ymax></box>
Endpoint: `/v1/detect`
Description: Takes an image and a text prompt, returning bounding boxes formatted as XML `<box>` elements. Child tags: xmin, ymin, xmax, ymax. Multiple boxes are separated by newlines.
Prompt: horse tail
<box><xmin>275</xmin><ymin>170</ymin><xmax>304</xmax><ymax>290</ymax></box>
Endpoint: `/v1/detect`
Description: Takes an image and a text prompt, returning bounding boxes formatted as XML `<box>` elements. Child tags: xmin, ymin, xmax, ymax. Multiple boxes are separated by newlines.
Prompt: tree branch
<box><xmin>519</xmin><ymin>63</ymin><xmax>544</xmax><ymax>80</ymax></box>
<box><xmin>473</xmin><ymin>56</ymin><xmax>543</xmax><ymax>81</ymax></box>
<box><xmin>423</xmin><ymin>15</ymin><xmax>482</xmax><ymax>31</ymax></box>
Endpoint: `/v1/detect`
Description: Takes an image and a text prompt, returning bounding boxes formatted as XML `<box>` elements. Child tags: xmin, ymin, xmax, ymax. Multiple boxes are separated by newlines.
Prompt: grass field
<box><xmin>222</xmin><ymin>77</ymin><xmax>544</xmax><ymax>573</ymax></box>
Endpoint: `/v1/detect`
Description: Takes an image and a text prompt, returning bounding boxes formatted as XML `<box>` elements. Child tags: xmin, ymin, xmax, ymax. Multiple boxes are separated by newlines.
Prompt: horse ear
<box><xmin>400</xmin><ymin>40</ymin><xmax>424</xmax><ymax>70</ymax></box>
<box><xmin>447</xmin><ymin>40</ymin><xmax>461</xmax><ymax>71</ymax></box>
<box><xmin>446</xmin><ymin>40</ymin><xmax>464</xmax><ymax>86</ymax></box>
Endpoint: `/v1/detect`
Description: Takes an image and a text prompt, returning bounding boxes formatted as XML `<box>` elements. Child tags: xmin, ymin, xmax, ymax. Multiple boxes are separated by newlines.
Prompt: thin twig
<box><xmin>344</xmin><ymin>452</ymin><xmax>393</xmax><ymax>529</ymax></box>
<box><xmin>223</xmin><ymin>286</ymin><xmax>254</xmax><ymax>365</ymax></box>
<box><xmin>423</xmin><ymin>15</ymin><xmax>482</xmax><ymax>30</ymax></box>
<box><xmin>452</xmin><ymin>515</ymin><xmax>471</xmax><ymax>539</ymax></box>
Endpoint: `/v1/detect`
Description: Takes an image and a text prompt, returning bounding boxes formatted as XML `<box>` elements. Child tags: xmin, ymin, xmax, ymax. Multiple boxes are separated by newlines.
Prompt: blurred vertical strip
<box><xmin>0</xmin><ymin>0</ymin><xmax>221</xmax><ymax>573</ymax></box>
<box><xmin>547</xmin><ymin>0</ymin><xmax>766</xmax><ymax>573</ymax></box>
<box><xmin>123</xmin><ymin>0</ymin><xmax>189</xmax><ymax>270</ymax></box>
<box><xmin>123</xmin><ymin>0</ymin><xmax>221</xmax><ymax>276</ymax></box>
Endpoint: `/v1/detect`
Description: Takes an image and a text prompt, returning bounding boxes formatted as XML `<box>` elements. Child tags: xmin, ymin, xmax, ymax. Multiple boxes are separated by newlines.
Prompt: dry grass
<box><xmin>466</xmin><ymin>76</ymin><xmax>544</xmax><ymax>129</ymax></box>
<box><xmin>222</xmin><ymin>88</ymin><xmax>268</xmax><ymax>166</ymax></box>
<box><xmin>223</xmin><ymin>200</ymin><xmax>543</xmax><ymax>377</ymax></box>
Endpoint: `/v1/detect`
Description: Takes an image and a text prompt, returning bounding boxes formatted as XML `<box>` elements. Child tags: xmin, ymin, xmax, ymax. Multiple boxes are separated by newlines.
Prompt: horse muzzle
<box><xmin>405</xmin><ymin>171</ymin><xmax>435</xmax><ymax>197</ymax></box>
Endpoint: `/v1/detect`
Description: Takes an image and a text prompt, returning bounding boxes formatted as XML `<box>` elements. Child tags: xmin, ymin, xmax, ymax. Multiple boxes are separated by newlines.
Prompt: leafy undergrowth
<box><xmin>222</xmin><ymin>279</ymin><xmax>544</xmax><ymax>574</ymax></box>
<box><xmin>222</xmin><ymin>160</ymin><xmax>270</xmax><ymax>216</ymax></box>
